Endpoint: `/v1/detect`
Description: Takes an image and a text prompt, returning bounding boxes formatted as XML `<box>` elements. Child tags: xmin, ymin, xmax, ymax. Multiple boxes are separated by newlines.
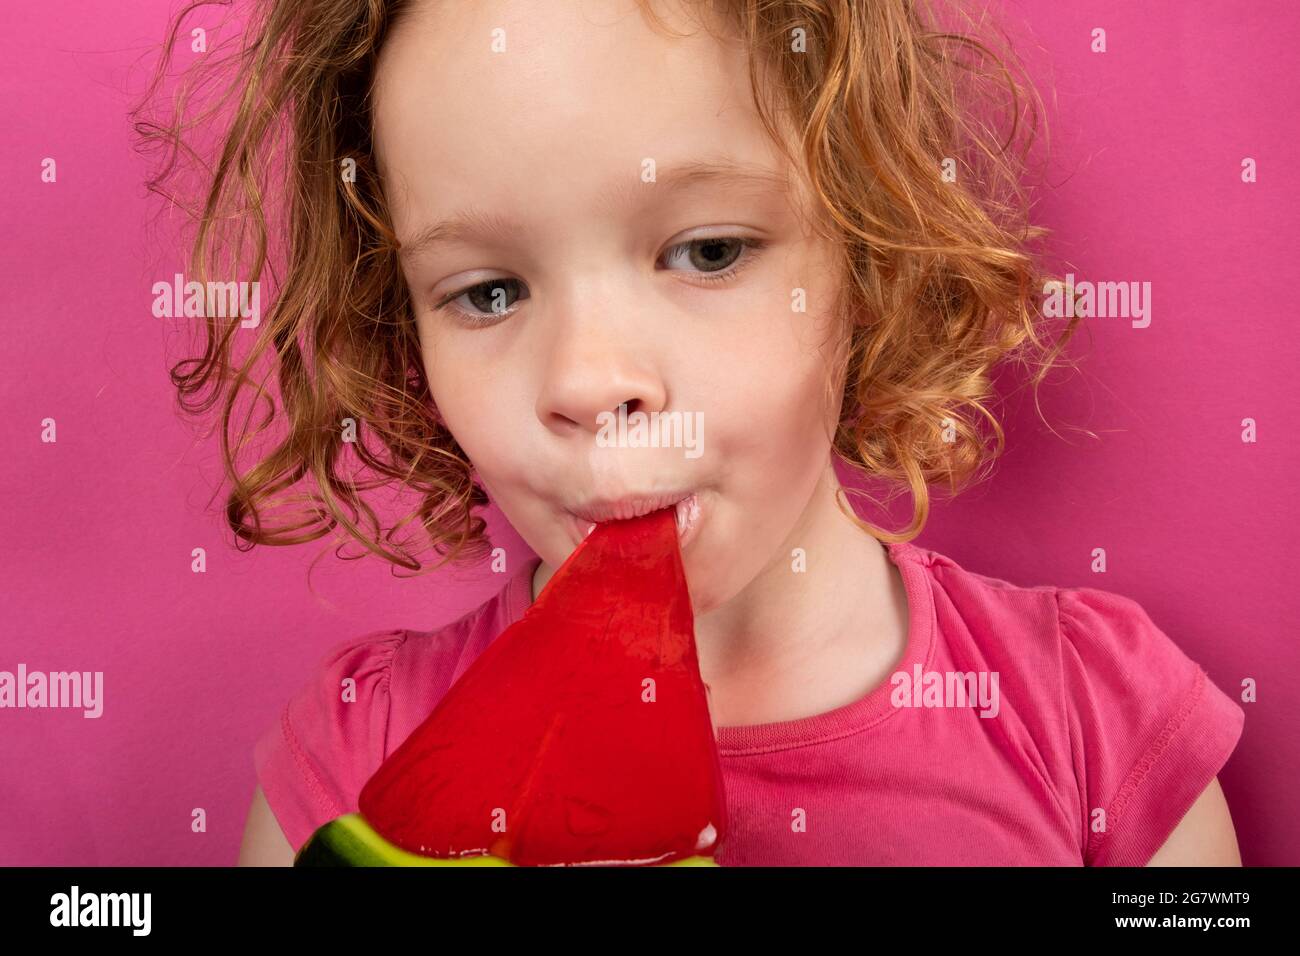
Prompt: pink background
<box><xmin>1</xmin><ymin>0</ymin><xmax>1295</xmax><ymax>865</ymax></box>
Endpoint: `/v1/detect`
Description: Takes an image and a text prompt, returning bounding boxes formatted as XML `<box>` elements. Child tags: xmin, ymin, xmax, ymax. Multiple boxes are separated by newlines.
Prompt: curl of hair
<box><xmin>133</xmin><ymin>0</ymin><xmax>1080</xmax><ymax>572</ymax></box>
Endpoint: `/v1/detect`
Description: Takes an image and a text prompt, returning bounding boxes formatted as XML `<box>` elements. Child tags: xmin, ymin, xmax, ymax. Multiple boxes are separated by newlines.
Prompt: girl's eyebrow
<box><xmin>396</xmin><ymin>159</ymin><xmax>791</xmax><ymax>261</ymax></box>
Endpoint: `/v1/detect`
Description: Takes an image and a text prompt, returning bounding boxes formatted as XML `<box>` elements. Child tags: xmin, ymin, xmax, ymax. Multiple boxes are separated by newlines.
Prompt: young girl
<box><xmin>138</xmin><ymin>0</ymin><xmax>1244</xmax><ymax>866</ymax></box>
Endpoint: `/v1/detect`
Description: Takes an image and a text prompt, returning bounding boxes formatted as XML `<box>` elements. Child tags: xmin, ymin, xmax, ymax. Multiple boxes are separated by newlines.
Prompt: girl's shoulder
<box><xmin>887</xmin><ymin>537</ymin><xmax>1211</xmax><ymax>662</ymax></box>
<box><xmin>887</xmin><ymin>539</ymin><xmax>1245</xmax><ymax>865</ymax></box>
<box><xmin>252</xmin><ymin>559</ymin><xmax>538</xmax><ymax>854</ymax></box>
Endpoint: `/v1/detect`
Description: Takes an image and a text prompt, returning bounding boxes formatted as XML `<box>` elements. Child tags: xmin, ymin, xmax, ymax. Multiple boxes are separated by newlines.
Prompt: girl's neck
<box><xmin>692</xmin><ymin>459</ymin><xmax>909</xmax><ymax>727</ymax></box>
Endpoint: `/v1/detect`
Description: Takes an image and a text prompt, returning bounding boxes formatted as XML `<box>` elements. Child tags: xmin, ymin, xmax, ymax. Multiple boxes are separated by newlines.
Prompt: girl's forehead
<box><xmin>372</xmin><ymin>1</ymin><xmax>781</xmax><ymax>191</ymax></box>
<box><xmin>370</xmin><ymin>0</ymin><xmax>815</xmax><ymax>243</ymax></box>
<box><xmin>373</xmin><ymin>0</ymin><xmax>739</xmax><ymax>127</ymax></box>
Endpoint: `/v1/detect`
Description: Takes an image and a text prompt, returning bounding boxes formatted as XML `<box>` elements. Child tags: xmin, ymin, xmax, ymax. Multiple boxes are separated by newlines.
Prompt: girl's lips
<box><xmin>564</xmin><ymin>493</ymin><xmax>703</xmax><ymax>551</ymax></box>
<box><xmin>673</xmin><ymin>492</ymin><xmax>702</xmax><ymax>549</ymax></box>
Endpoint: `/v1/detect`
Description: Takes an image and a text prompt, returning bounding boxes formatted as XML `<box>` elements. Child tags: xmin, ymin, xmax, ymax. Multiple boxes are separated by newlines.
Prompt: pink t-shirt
<box><xmin>253</xmin><ymin>540</ymin><xmax>1244</xmax><ymax>866</ymax></box>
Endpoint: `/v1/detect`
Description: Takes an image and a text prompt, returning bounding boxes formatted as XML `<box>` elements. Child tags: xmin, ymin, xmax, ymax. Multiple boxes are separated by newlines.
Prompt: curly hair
<box><xmin>132</xmin><ymin>0</ymin><xmax>1080</xmax><ymax>573</ymax></box>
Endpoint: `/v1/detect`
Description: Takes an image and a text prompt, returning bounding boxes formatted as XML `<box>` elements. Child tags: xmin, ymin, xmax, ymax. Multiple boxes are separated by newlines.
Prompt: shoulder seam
<box><xmin>1053</xmin><ymin>588</ymin><xmax>1089</xmax><ymax>861</ymax></box>
<box><xmin>1088</xmin><ymin>667</ymin><xmax>1208</xmax><ymax>865</ymax></box>
<box><xmin>282</xmin><ymin>629</ymin><xmax>409</xmax><ymax>821</ymax></box>
<box><xmin>1059</xmin><ymin>585</ymin><xmax>1213</xmax><ymax>865</ymax></box>
<box><xmin>377</xmin><ymin>630</ymin><xmax>409</xmax><ymax>762</ymax></box>
<box><xmin>279</xmin><ymin>702</ymin><xmax>343</xmax><ymax>821</ymax></box>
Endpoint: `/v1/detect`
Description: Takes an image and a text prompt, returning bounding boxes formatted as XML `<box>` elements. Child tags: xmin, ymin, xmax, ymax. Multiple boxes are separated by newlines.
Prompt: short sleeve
<box><xmin>1056</xmin><ymin>587</ymin><xmax>1244</xmax><ymax>866</ymax></box>
<box><xmin>252</xmin><ymin>630</ymin><xmax>408</xmax><ymax>854</ymax></box>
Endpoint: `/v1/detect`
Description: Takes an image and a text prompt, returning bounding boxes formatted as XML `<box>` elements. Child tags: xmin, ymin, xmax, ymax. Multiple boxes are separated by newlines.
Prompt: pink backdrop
<box><xmin>1</xmin><ymin>0</ymin><xmax>1294</xmax><ymax>865</ymax></box>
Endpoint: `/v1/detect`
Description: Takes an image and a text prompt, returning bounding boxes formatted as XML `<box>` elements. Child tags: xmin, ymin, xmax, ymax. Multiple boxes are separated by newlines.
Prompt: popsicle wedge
<box><xmin>294</xmin><ymin>506</ymin><xmax>726</xmax><ymax>866</ymax></box>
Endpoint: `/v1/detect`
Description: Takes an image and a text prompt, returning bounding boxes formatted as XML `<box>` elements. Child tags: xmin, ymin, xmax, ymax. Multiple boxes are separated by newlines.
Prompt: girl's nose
<box><xmin>534</xmin><ymin>312</ymin><xmax>668</xmax><ymax>437</ymax></box>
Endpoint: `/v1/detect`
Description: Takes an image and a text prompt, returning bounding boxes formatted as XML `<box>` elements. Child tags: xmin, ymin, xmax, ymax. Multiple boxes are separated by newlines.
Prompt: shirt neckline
<box><xmin>502</xmin><ymin>538</ymin><xmax>936</xmax><ymax>756</ymax></box>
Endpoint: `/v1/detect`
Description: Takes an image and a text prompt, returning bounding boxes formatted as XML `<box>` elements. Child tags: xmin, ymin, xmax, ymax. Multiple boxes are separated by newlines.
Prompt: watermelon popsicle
<box><xmin>294</xmin><ymin>506</ymin><xmax>727</xmax><ymax>866</ymax></box>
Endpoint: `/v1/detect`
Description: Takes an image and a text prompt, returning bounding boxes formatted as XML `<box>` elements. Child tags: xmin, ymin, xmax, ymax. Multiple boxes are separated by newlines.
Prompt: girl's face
<box><xmin>373</xmin><ymin>0</ymin><xmax>848</xmax><ymax>613</ymax></box>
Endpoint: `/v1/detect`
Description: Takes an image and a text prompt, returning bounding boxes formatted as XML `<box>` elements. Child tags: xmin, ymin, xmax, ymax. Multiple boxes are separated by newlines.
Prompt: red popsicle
<box><xmin>356</xmin><ymin>506</ymin><xmax>727</xmax><ymax>866</ymax></box>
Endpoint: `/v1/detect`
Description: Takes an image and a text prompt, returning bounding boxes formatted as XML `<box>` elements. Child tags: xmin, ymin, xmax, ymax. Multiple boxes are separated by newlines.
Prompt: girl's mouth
<box><xmin>564</xmin><ymin>492</ymin><xmax>703</xmax><ymax>550</ymax></box>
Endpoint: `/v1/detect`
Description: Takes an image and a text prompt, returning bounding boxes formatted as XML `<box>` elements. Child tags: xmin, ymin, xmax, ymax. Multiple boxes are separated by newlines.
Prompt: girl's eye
<box><xmin>434</xmin><ymin>278</ymin><xmax>528</xmax><ymax>326</ymax></box>
<box><xmin>431</xmin><ymin>236</ymin><xmax>765</xmax><ymax>326</ymax></box>
<box><xmin>658</xmin><ymin>236</ymin><xmax>765</xmax><ymax>283</ymax></box>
